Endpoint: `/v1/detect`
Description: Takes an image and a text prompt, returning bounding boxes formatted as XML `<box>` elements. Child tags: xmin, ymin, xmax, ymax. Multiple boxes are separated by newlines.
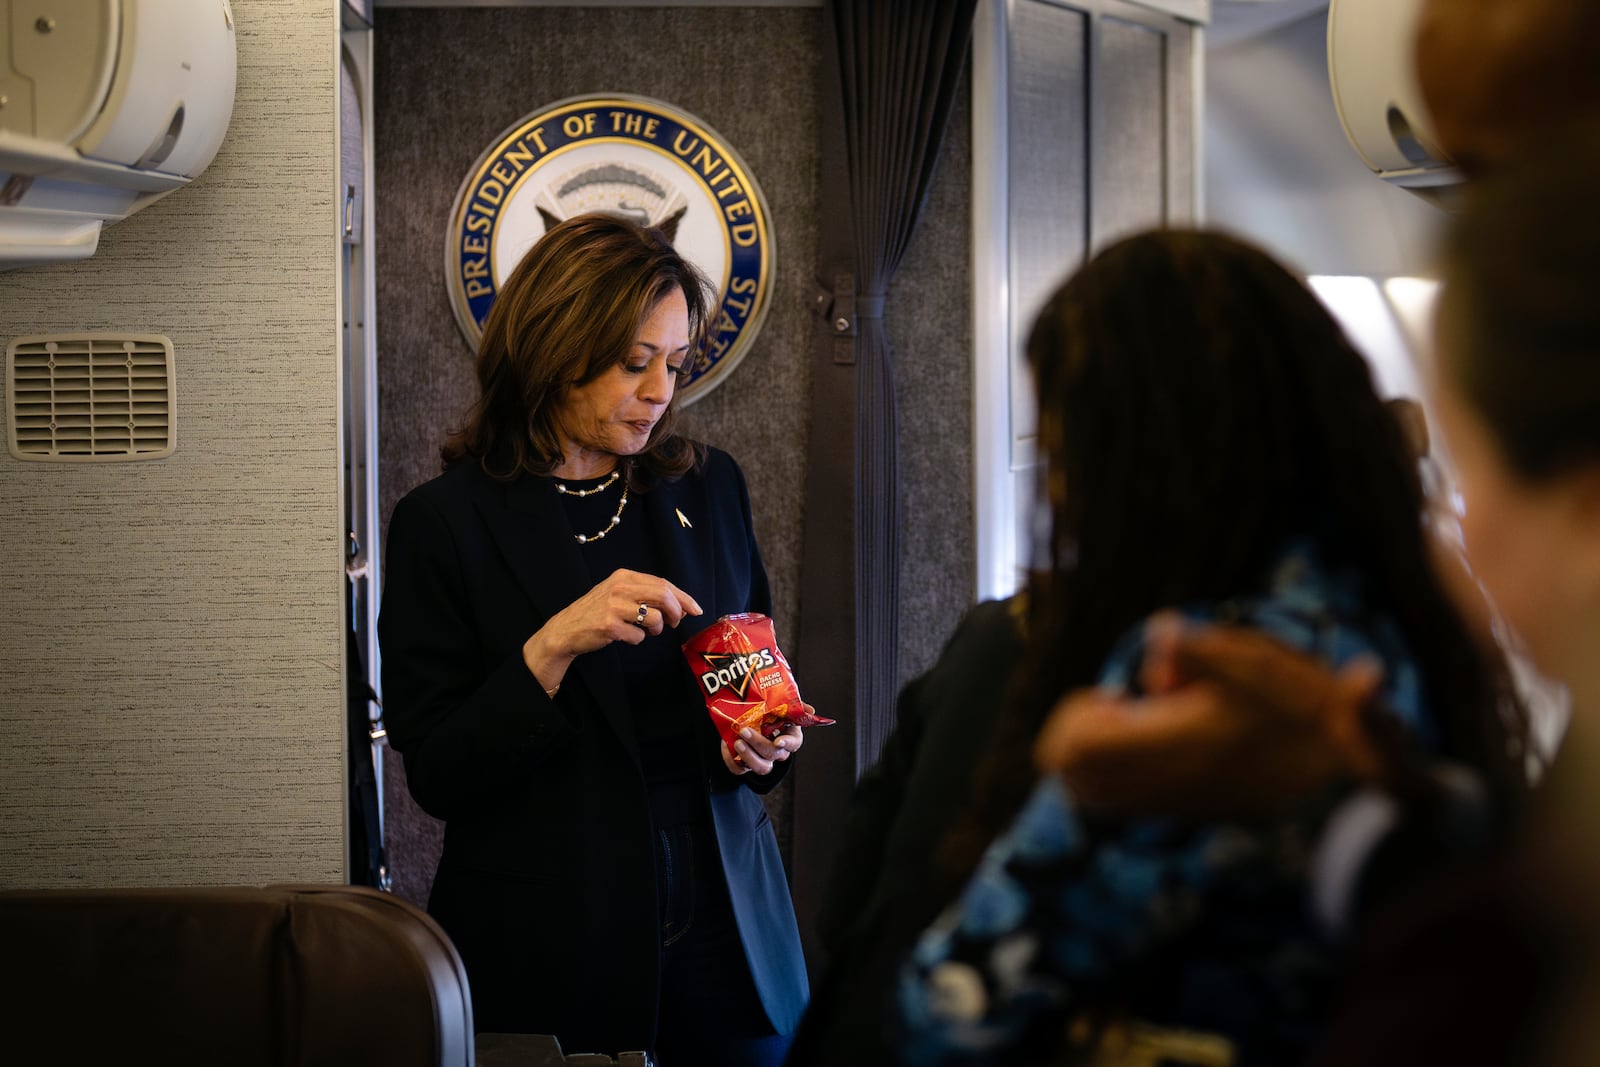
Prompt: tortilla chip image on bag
<box><xmin>683</xmin><ymin>612</ymin><xmax>834</xmax><ymax>753</ymax></box>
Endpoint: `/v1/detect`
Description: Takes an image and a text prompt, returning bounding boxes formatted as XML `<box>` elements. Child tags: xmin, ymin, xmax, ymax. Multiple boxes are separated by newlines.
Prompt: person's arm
<box><xmin>1032</xmin><ymin>619</ymin><xmax>1386</xmax><ymax>820</ymax></box>
<box><xmin>1036</xmin><ymin>618</ymin><xmax>1495</xmax><ymax>932</ymax></box>
<box><xmin>379</xmin><ymin>490</ymin><xmax>579</xmax><ymax>821</ymax></box>
<box><xmin>815</xmin><ymin>670</ymin><xmax>933</xmax><ymax>954</ymax></box>
<box><xmin>815</xmin><ymin>597</ymin><xmax>1024</xmax><ymax>955</ymax></box>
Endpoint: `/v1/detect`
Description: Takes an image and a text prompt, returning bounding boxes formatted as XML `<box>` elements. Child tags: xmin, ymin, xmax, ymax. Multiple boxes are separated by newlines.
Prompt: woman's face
<box><xmin>1432</xmin><ymin>362</ymin><xmax>1590</xmax><ymax>683</ymax></box>
<box><xmin>555</xmin><ymin>286</ymin><xmax>689</xmax><ymax>465</ymax></box>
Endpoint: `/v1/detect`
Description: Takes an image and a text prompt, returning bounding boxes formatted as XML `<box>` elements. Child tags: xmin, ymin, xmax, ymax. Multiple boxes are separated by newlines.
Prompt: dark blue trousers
<box><xmin>651</xmin><ymin>822</ymin><xmax>793</xmax><ymax>1067</ymax></box>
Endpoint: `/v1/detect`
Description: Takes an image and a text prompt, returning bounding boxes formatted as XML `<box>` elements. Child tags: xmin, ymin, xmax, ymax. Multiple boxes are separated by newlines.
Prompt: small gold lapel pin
<box><xmin>675</xmin><ymin>508</ymin><xmax>693</xmax><ymax>529</ymax></box>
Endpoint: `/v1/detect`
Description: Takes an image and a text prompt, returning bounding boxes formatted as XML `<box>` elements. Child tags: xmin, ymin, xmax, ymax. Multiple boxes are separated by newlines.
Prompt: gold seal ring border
<box><xmin>442</xmin><ymin>92</ymin><xmax>776</xmax><ymax>408</ymax></box>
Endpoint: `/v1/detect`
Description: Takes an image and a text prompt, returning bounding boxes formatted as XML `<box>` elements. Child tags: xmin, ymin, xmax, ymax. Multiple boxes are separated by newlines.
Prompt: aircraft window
<box><xmin>1307</xmin><ymin>274</ymin><xmax>1431</xmax><ymax>402</ymax></box>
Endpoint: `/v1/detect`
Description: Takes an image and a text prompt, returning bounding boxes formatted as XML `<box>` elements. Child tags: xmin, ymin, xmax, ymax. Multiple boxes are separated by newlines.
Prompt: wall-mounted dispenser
<box><xmin>1328</xmin><ymin>0</ymin><xmax>1462</xmax><ymax>209</ymax></box>
<box><xmin>0</xmin><ymin>0</ymin><xmax>238</xmax><ymax>269</ymax></box>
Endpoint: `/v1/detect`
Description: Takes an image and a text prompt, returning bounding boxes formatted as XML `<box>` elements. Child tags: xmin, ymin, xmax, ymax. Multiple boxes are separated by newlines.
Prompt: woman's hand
<box><xmin>720</xmin><ymin>722</ymin><xmax>804</xmax><ymax>776</ymax></box>
<box><xmin>523</xmin><ymin>568</ymin><xmax>702</xmax><ymax>693</ymax></box>
<box><xmin>1033</xmin><ymin>615</ymin><xmax>1385</xmax><ymax>820</ymax></box>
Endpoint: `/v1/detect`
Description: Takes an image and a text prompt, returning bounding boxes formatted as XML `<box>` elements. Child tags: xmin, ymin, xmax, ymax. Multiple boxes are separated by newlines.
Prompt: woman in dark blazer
<box><xmin>379</xmin><ymin>214</ymin><xmax>807</xmax><ymax>1067</ymax></box>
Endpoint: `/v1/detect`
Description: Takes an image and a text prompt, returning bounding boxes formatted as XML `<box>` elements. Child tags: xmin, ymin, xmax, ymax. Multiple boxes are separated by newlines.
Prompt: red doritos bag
<box><xmin>683</xmin><ymin>613</ymin><xmax>833</xmax><ymax>753</ymax></box>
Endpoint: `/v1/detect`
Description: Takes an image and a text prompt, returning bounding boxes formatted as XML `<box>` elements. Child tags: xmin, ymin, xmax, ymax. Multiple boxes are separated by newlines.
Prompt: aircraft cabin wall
<box><xmin>1205</xmin><ymin>5</ymin><xmax>1449</xmax><ymax>473</ymax></box>
<box><xmin>0</xmin><ymin>0</ymin><xmax>346</xmax><ymax>889</ymax></box>
<box><xmin>1206</xmin><ymin>7</ymin><xmax>1444</xmax><ymax>279</ymax></box>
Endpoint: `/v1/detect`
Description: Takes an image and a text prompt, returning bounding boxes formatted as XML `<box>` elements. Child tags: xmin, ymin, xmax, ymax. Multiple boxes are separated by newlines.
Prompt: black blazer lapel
<box><xmin>643</xmin><ymin>472</ymin><xmax>718</xmax><ymax>643</ymax></box>
<box><xmin>473</xmin><ymin>474</ymin><xmax>639</xmax><ymax>754</ymax></box>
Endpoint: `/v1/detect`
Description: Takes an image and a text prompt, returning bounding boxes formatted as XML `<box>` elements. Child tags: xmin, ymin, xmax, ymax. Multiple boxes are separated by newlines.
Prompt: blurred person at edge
<box><xmin>1412</xmin><ymin>0</ymin><xmax>1600</xmax><ymax>178</ymax></box>
<box><xmin>380</xmin><ymin>214</ymin><xmax>806</xmax><ymax>1066</ymax></box>
<box><xmin>890</xmin><ymin>228</ymin><xmax>1530</xmax><ymax>1067</ymax></box>
<box><xmin>1308</xmin><ymin>122</ymin><xmax>1600</xmax><ymax>1067</ymax></box>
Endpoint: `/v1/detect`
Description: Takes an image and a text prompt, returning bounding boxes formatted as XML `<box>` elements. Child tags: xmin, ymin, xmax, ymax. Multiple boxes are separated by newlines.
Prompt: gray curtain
<box><xmin>791</xmin><ymin>0</ymin><xmax>976</xmax><ymax>969</ymax></box>
<box><xmin>838</xmin><ymin>0</ymin><xmax>976</xmax><ymax>772</ymax></box>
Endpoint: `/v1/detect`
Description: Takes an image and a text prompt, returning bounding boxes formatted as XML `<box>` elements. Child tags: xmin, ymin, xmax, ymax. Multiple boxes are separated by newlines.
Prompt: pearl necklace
<box><xmin>555</xmin><ymin>472</ymin><xmax>629</xmax><ymax>544</ymax></box>
<box><xmin>553</xmin><ymin>470</ymin><xmax>619</xmax><ymax>497</ymax></box>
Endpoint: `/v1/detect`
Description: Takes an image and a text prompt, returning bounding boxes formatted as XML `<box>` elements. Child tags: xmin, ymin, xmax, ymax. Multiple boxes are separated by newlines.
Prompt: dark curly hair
<box><xmin>943</xmin><ymin>228</ymin><xmax>1529</xmax><ymax>880</ymax></box>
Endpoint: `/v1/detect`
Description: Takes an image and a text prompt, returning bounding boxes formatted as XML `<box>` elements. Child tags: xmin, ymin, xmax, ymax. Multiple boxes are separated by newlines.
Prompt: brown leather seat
<box><xmin>0</xmin><ymin>884</ymin><xmax>473</xmax><ymax>1066</ymax></box>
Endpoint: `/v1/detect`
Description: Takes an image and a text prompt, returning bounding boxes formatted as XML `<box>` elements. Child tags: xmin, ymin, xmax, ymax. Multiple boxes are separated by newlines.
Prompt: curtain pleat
<box><xmin>838</xmin><ymin>0</ymin><xmax>978</xmax><ymax>774</ymax></box>
<box><xmin>792</xmin><ymin>0</ymin><xmax>976</xmax><ymax>971</ymax></box>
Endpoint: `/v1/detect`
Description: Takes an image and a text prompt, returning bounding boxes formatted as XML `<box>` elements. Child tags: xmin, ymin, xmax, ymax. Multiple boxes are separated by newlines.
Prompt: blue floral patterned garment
<box><xmin>895</xmin><ymin>544</ymin><xmax>1432</xmax><ymax>1067</ymax></box>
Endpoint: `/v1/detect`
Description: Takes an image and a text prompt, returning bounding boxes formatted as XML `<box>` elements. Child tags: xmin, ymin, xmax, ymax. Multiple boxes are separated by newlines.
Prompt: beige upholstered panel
<box><xmin>0</xmin><ymin>1</ymin><xmax>345</xmax><ymax>888</ymax></box>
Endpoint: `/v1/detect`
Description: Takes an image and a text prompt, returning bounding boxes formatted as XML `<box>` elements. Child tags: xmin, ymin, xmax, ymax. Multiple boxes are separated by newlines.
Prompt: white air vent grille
<box><xmin>6</xmin><ymin>334</ymin><xmax>176</xmax><ymax>462</ymax></box>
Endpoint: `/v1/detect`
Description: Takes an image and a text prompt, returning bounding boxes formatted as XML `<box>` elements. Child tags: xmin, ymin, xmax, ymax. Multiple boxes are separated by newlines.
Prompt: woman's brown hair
<box><xmin>442</xmin><ymin>212</ymin><xmax>713</xmax><ymax>486</ymax></box>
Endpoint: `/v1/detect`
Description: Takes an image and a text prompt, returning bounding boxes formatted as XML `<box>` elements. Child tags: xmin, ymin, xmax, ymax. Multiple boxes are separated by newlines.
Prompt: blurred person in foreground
<box><xmin>1309</xmin><ymin>121</ymin><xmax>1600</xmax><ymax>1067</ymax></box>
<box><xmin>1412</xmin><ymin>0</ymin><xmax>1600</xmax><ymax>179</ymax></box>
<box><xmin>889</xmin><ymin>228</ymin><xmax>1529</xmax><ymax>1067</ymax></box>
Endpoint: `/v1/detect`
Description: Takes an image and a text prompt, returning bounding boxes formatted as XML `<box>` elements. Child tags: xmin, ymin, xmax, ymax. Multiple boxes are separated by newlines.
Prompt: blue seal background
<box><xmin>448</xmin><ymin>96</ymin><xmax>772</xmax><ymax>402</ymax></box>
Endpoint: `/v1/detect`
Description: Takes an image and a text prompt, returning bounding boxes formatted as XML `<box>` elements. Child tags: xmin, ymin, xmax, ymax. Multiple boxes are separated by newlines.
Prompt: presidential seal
<box><xmin>445</xmin><ymin>94</ymin><xmax>775</xmax><ymax>406</ymax></box>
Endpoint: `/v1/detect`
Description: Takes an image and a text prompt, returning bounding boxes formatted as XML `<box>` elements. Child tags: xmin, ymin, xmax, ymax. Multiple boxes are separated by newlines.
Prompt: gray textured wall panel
<box><xmin>0</xmin><ymin>0</ymin><xmax>345</xmax><ymax>887</ymax></box>
<box><xmin>890</xmin><ymin>68</ymin><xmax>976</xmax><ymax>683</ymax></box>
